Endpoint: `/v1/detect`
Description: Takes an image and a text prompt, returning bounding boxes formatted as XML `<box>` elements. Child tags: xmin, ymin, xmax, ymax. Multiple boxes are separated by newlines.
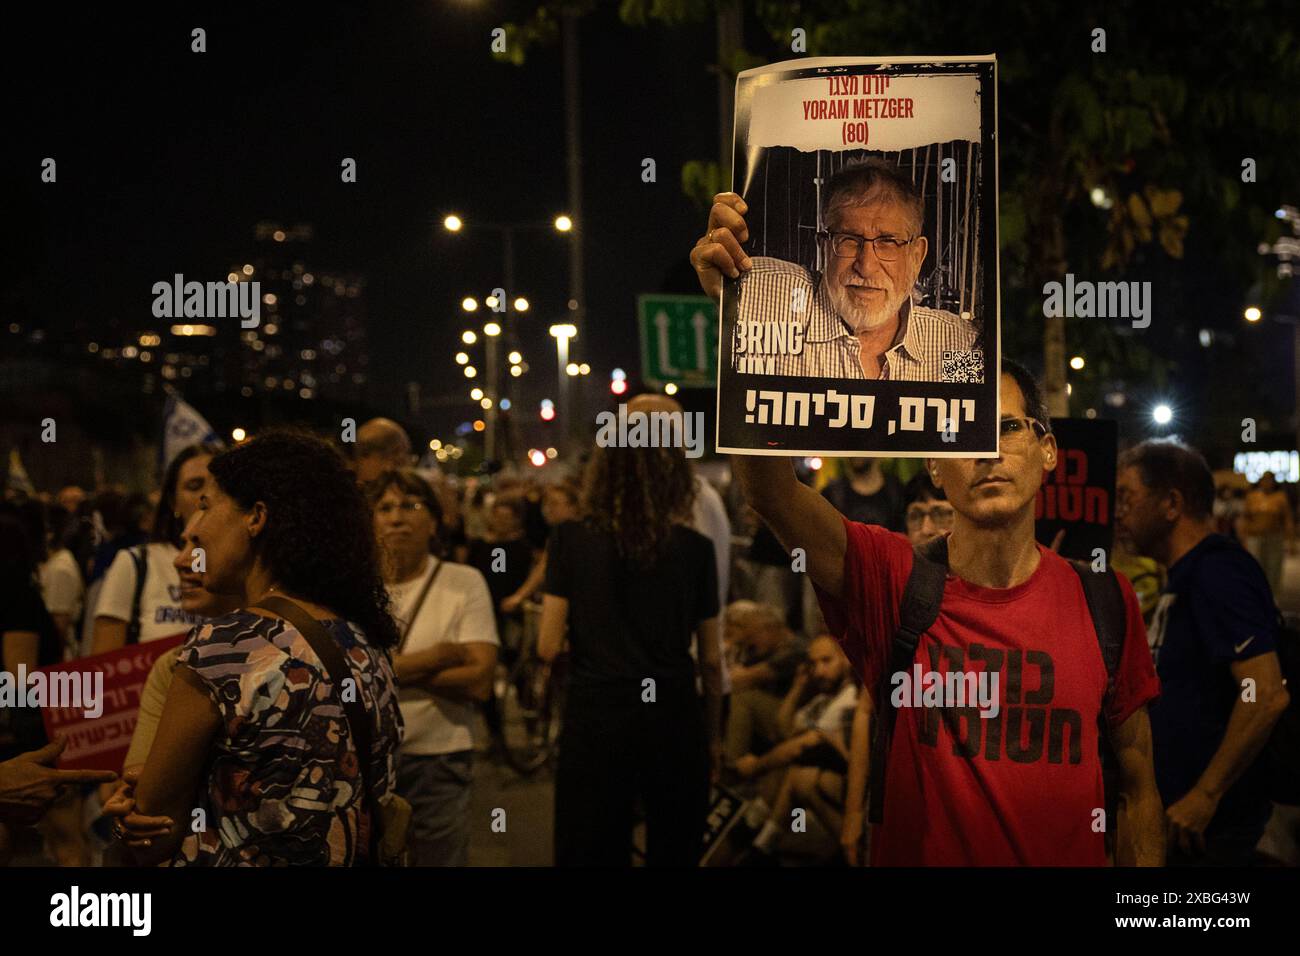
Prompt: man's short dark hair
<box><xmin>1118</xmin><ymin>439</ymin><xmax>1216</xmax><ymax>520</ymax></box>
<box><xmin>822</xmin><ymin>158</ymin><xmax>924</xmax><ymax>236</ymax></box>
<box><xmin>904</xmin><ymin>470</ymin><xmax>946</xmax><ymax>507</ymax></box>
<box><xmin>1000</xmin><ymin>357</ymin><xmax>1051</xmax><ymax>434</ymax></box>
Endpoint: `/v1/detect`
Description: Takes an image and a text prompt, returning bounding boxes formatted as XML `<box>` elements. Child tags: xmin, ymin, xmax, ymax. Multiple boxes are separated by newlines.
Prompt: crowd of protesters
<box><xmin>1</xmin><ymin>371</ymin><xmax>1298</xmax><ymax>865</ymax></box>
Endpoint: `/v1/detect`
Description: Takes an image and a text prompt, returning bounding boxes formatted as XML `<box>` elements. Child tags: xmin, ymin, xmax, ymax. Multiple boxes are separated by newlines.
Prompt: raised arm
<box><xmin>731</xmin><ymin>456</ymin><xmax>848</xmax><ymax>598</ymax></box>
<box><xmin>691</xmin><ymin>191</ymin><xmax>847</xmax><ymax>597</ymax></box>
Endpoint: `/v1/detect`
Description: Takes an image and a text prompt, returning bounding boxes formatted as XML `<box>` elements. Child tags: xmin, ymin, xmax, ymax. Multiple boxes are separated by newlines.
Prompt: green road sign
<box><xmin>637</xmin><ymin>294</ymin><xmax>718</xmax><ymax>388</ymax></box>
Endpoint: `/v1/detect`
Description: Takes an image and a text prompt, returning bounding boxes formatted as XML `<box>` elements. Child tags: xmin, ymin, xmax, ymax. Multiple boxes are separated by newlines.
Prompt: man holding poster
<box><xmin>703</xmin><ymin>56</ymin><xmax>1000</xmax><ymax>457</ymax></box>
<box><xmin>694</xmin><ymin>194</ymin><xmax>1164</xmax><ymax>863</ymax></box>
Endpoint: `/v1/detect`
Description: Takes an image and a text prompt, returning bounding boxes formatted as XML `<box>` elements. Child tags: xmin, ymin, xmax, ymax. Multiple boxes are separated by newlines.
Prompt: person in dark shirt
<box><xmin>724</xmin><ymin>600</ymin><xmax>806</xmax><ymax>767</ymax></box>
<box><xmin>539</xmin><ymin>440</ymin><xmax>724</xmax><ymax>866</ymax></box>
<box><xmin>820</xmin><ymin>459</ymin><xmax>904</xmax><ymax>531</ymax></box>
<box><xmin>466</xmin><ymin>495</ymin><xmax>540</xmax><ymax>659</ymax></box>
<box><xmin>0</xmin><ymin>507</ymin><xmax>62</xmax><ymax>760</ymax></box>
<box><xmin>1118</xmin><ymin>440</ymin><xmax>1291</xmax><ymax>865</ymax></box>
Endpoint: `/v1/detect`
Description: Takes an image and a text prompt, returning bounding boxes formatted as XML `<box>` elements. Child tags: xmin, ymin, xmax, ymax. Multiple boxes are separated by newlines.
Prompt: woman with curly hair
<box><xmin>120</xmin><ymin>430</ymin><xmax>403</xmax><ymax>866</ymax></box>
<box><xmin>539</xmin><ymin>436</ymin><xmax>725</xmax><ymax>866</ymax></box>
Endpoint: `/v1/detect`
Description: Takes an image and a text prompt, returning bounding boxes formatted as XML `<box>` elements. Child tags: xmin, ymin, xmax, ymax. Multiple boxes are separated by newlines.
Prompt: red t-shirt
<box><xmin>815</xmin><ymin>520</ymin><xmax>1160</xmax><ymax>866</ymax></box>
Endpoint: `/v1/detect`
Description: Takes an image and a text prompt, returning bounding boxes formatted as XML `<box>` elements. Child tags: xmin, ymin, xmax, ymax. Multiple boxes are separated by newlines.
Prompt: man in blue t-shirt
<box><xmin>1117</xmin><ymin>440</ymin><xmax>1292</xmax><ymax>865</ymax></box>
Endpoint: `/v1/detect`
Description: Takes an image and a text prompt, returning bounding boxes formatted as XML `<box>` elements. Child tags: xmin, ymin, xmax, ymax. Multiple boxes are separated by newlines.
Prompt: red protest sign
<box><xmin>36</xmin><ymin>634</ymin><xmax>187</xmax><ymax>772</ymax></box>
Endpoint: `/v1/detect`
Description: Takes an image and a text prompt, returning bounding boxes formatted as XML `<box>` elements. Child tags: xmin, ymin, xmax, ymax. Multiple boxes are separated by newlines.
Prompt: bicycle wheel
<box><xmin>497</xmin><ymin>654</ymin><xmax>560</xmax><ymax>775</ymax></box>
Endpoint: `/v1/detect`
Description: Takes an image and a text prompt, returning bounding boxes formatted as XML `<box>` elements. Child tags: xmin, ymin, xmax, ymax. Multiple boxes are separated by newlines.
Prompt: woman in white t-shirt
<box><xmin>90</xmin><ymin>444</ymin><xmax>218</xmax><ymax>653</ymax></box>
<box><xmin>371</xmin><ymin>469</ymin><xmax>499</xmax><ymax>867</ymax></box>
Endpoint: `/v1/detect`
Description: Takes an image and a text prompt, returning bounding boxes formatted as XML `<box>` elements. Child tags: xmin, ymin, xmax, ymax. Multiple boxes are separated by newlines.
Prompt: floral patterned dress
<box><xmin>171</xmin><ymin>609</ymin><xmax>403</xmax><ymax>866</ymax></box>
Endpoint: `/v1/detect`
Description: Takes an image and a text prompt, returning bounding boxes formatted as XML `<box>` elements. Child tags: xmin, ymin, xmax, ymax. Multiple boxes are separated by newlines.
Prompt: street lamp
<box><xmin>443</xmin><ymin>215</ymin><xmax>463</xmax><ymax>232</ymax></box>
<box><xmin>550</xmin><ymin>324</ymin><xmax>577</xmax><ymax>453</ymax></box>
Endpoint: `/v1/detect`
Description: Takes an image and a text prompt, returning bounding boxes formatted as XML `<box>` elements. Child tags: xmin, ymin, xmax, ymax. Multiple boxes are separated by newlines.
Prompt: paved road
<box><xmin>467</xmin><ymin>749</ymin><xmax>554</xmax><ymax>867</ymax></box>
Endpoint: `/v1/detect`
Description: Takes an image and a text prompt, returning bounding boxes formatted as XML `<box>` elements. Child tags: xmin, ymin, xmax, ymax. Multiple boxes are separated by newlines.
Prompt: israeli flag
<box><xmin>161</xmin><ymin>394</ymin><xmax>222</xmax><ymax>475</ymax></box>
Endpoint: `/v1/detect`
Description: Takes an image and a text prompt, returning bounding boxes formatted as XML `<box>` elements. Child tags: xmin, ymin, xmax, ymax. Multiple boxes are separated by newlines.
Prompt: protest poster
<box><xmin>1033</xmin><ymin>418</ymin><xmax>1118</xmax><ymax>562</ymax></box>
<box><xmin>37</xmin><ymin>634</ymin><xmax>187</xmax><ymax>772</ymax></box>
<box><xmin>716</xmin><ymin>56</ymin><xmax>1000</xmax><ymax>457</ymax></box>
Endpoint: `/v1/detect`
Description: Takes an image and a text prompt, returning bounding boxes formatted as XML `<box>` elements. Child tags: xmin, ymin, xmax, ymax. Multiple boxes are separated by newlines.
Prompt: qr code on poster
<box><xmin>942</xmin><ymin>349</ymin><xmax>984</xmax><ymax>384</ymax></box>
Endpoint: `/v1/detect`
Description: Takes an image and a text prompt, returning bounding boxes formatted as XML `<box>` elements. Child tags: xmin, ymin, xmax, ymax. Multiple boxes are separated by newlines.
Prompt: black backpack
<box><xmin>867</xmin><ymin>535</ymin><xmax>1126</xmax><ymax>825</ymax></box>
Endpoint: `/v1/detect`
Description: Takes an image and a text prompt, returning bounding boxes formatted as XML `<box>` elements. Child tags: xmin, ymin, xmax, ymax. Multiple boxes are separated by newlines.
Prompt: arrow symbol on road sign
<box><xmin>691</xmin><ymin>311</ymin><xmax>709</xmax><ymax>371</ymax></box>
<box><xmin>654</xmin><ymin>310</ymin><xmax>680</xmax><ymax>375</ymax></box>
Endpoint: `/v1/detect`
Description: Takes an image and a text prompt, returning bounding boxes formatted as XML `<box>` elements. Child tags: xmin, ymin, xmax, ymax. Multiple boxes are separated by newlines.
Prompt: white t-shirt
<box><xmin>40</xmin><ymin>548</ymin><xmax>84</xmax><ymax>659</ymax></box>
<box><xmin>94</xmin><ymin>542</ymin><xmax>202</xmax><ymax>644</ymax></box>
<box><xmin>794</xmin><ymin>682</ymin><xmax>858</xmax><ymax>742</ymax></box>
<box><xmin>390</xmin><ymin>557</ymin><xmax>499</xmax><ymax>756</ymax></box>
<box><xmin>690</xmin><ymin>475</ymin><xmax>732</xmax><ymax>694</ymax></box>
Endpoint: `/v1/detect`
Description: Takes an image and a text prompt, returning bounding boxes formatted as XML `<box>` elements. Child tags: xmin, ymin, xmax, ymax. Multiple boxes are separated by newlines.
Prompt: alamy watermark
<box><xmin>1042</xmin><ymin>273</ymin><xmax>1151</xmax><ymax>329</ymax></box>
<box><xmin>594</xmin><ymin>404</ymin><xmax>705</xmax><ymax>459</ymax></box>
<box><xmin>0</xmin><ymin>666</ymin><xmax>103</xmax><ymax>719</ymax></box>
<box><xmin>151</xmin><ymin>273</ymin><xmax>260</xmax><ymax>328</ymax></box>
<box><xmin>890</xmin><ymin>665</ymin><xmax>1000</xmax><ymax>718</ymax></box>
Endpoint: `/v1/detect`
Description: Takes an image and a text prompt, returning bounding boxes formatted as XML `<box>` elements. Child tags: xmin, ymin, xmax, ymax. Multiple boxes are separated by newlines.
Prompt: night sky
<box><xmin>7</xmin><ymin>2</ymin><xmax>1298</xmax><ymax>468</ymax></box>
<box><xmin>7</xmin><ymin>0</ymin><xmax>720</xmax><ymax>445</ymax></box>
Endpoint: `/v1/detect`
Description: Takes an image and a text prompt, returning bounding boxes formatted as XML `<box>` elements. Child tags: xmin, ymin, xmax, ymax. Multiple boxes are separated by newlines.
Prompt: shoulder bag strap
<box><xmin>868</xmin><ymin>534</ymin><xmax>949</xmax><ymax>824</ymax></box>
<box><xmin>397</xmin><ymin>558</ymin><xmax>443</xmax><ymax>654</ymax></box>
<box><xmin>254</xmin><ymin>594</ymin><xmax>379</xmax><ymax>864</ymax></box>
<box><xmin>125</xmin><ymin>546</ymin><xmax>148</xmax><ymax>646</ymax></box>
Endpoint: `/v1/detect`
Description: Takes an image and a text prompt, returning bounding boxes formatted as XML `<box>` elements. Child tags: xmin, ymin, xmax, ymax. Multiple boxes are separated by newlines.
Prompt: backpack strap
<box><xmin>868</xmin><ymin>534</ymin><xmax>949</xmax><ymax>824</ymax></box>
<box><xmin>125</xmin><ymin>546</ymin><xmax>148</xmax><ymax>646</ymax></box>
<box><xmin>1067</xmin><ymin>561</ymin><xmax>1125</xmax><ymax>703</ymax></box>
<box><xmin>255</xmin><ymin>594</ymin><xmax>380</xmax><ymax>865</ymax></box>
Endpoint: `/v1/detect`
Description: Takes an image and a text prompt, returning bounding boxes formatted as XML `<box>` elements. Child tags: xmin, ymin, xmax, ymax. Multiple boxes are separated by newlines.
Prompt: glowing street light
<box><xmin>461</xmin><ymin>297</ymin><xmax>478</xmax><ymax>312</ymax></box>
<box><xmin>470</xmin><ymin>387</ymin><xmax>484</xmax><ymax>401</ymax></box>
<box><xmin>484</xmin><ymin>322</ymin><xmax>501</xmax><ymax>337</ymax></box>
<box><xmin>1245</xmin><ymin>306</ymin><xmax>1263</xmax><ymax>323</ymax></box>
<box><xmin>513</xmin><ymin>297</ymin><xmax>529</xmax><ymax>313</ymax></box>
<box><xmin>508</xmin><ymin>351</ymin><xmax>522</xmax><ymax>364</ymax></box>
<box><xmin>1153</xmin><ymin>404</ymin><xmax>1173</xmax><ymax>426</ymax></box>
<box><xmin>1069</xmin><ymin>355</ymin><xmax>1085</xmax><ymax>371</ymax></box>
<box><xmin>554</xmin><ymin>215</ymin><xmax>573</xmax><ymax>232</ymax></box>
<box><xmin>566</xmin><ymin>362</ymin><xmax>579</xmax><ymax>376</ymax></box>
<box><xmin>665</xmin><ymin>383</ymin><xmax>679</xmax><ymax>396</ymax></box>
<box><xmin>455</xmin><ymin>352</ymin><xmax>469</xmax><ymax>365</ymax></box>
<box><xmin>464</xmin><ymin>366</ymin><xmax>477</xmax><ymax>378</ymax></box>
<box><xmin>232</xmin><ymin>427</ymin><xmax>247</xmax><ymax>442</ymax></box>
<box><xmin>443</xmin><ymin>215</ymin><xmax>463</xmax><ymax>232</ymax></box>
<box><xmin>462</xmin><ymin>330</ymin><xmax>477</xmax><ymax>344</ymax></box>
<box><xmin>530</xmin><ymin>449</ymin><xmax>547</xmax><ymax>467</ymax></box>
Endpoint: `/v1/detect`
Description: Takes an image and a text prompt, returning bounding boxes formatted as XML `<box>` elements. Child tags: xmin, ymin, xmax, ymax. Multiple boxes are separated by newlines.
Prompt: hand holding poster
<box><xmin>716</xmin><ymin>56</ymin><xmax>1000</xmax><ymax>457</ymax></box>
